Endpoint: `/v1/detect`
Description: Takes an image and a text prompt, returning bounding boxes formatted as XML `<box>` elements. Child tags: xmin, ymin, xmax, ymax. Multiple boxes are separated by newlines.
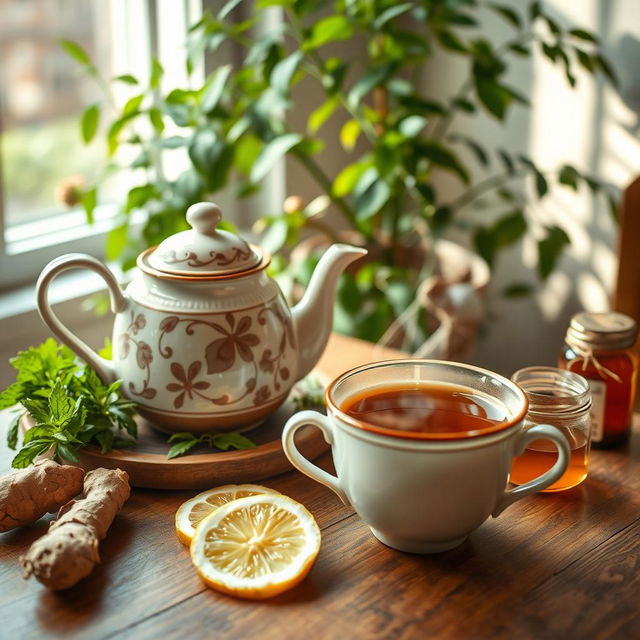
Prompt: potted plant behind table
<box><xmin>62</xmin><ymin>0</ymin><xmax>617</xmax><ymax>360</ymax></box>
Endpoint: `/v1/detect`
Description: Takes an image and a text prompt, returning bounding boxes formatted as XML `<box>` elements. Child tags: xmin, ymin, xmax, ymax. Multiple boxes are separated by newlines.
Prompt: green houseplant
<box><xmin>64</xmin><ymin>0</ymin><xmax>616</xmax><ymax>349</ymax></box>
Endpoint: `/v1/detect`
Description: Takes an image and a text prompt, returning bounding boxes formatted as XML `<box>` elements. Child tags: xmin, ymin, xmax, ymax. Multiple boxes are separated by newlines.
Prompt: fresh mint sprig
<box><xmin>167</xmin><ymin>431</ymin><xmax>256</xmax><ymax>459</ymax></box>
<box><xmin>1</xmin><ymin>339</ymin><xmax>137</xmax><ymax>468</ymax></box>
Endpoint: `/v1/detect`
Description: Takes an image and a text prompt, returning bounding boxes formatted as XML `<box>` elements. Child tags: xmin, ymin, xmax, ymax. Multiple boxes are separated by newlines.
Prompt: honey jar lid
<box><xmin>567</xmin><ymin>311</ymin><xmax>637</xmax><ymax>350</ymax></box>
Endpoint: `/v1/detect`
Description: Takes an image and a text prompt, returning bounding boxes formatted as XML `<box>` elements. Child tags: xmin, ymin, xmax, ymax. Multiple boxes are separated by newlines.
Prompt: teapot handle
<box><xmin>36</xmin><ymin>253</ymin><xmax>127</xmax><ymax>383</ymax></box>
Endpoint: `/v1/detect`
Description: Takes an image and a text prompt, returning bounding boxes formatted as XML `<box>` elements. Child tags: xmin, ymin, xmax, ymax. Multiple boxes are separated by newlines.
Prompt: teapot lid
<box><xmin>146</xmin><ymin>202</ymin><xmax>261</xmax><ymax>277</ymax></box>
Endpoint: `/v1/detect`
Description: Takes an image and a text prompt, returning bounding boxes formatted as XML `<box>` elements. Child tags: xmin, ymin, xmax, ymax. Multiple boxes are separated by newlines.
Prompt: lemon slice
<box><xmin>175</xmin><ymin>484</ymin><xmax>280</xmax><ymax>545</ymax></box>
<box><xmin>190</xmin><ymin>494</ymin><xmax>321</xmax><ymax>599</ymax></box>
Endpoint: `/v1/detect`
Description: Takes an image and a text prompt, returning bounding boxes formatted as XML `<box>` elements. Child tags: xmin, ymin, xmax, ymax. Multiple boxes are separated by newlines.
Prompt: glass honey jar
<box><xmin>509</xmin><ymin>366</ymin><xmax>592</xmax><ymax>492</ymax></box>
<box><xmin>559</xmin><ymin>311</ymin><xmax>638</xmax><ymax>448</ymax></box>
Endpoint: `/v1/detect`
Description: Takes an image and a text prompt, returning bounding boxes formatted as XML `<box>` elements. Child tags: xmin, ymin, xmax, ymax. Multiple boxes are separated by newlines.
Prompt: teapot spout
<box><xmin>291</xmin><ymin>243</ymin><xmax>367</xmax><ymax>380</ymax></box>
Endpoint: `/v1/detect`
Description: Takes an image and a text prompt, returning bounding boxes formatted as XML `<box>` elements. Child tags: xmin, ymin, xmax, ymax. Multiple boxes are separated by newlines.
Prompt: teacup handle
<box><xmin>282</xmin><ymin>410</ymin><xmax>351</xmax><ymax>507</ymax></box>
<box><xmin>492</xmin><ymin>424</ymin><xmax>570</xmax><ymax>517</ymax></box>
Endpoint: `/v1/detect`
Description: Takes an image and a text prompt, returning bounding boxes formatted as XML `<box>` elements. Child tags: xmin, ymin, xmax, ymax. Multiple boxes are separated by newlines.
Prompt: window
<box><xmin>0</xmin><ymin>0</ymin><xmax>203</xmax><ymax>290</ymax></box>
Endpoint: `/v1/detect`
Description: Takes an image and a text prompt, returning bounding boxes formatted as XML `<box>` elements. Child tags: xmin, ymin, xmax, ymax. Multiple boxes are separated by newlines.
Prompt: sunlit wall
<box><xmin>467</xmin><ymin>0</ymin><xmax>640</xmax><ymax>374</ymax></box>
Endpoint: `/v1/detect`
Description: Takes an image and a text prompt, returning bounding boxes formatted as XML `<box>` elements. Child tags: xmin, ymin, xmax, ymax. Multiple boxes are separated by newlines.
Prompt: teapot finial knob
<box><xmin>187</xmin><ymin>202</ymin><xmax>222</xmax><ymax>236</ymax></box>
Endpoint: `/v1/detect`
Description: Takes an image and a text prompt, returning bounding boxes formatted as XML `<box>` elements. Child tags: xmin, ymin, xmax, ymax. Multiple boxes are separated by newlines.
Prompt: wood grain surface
<box><xmin>1</xmin><ymin>335</ymin><xmax>639</xmax><ymax>639</ymax></box>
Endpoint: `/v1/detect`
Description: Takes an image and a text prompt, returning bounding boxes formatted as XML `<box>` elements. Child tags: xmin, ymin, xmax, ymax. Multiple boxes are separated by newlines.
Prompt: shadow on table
<box><xmin>1</xmin><ymin>516</ymin><xmax>53</xmax><ymax>555</ymax></box>
<box><xmin>34</xmin><ymin>513</ymin><xmax>135</xmax><ymax>632</ymax></box>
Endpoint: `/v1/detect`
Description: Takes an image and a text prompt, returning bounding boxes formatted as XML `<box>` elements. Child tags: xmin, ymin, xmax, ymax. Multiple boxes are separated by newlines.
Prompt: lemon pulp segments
<box><xmin>187</xmin><ymin>488</ymin><xmax>271</xmax><ymax>528</ymax></box>
<box><xmin>175</xmin><ymin>484</ymin><xmax>279</xmax><ymax>545</ymax></box>
<box><xmin>190</xmin><ymin>494</ymin><xmax>321</xmax><ymax>598</ymax></box>
<box><xmin>203</xmin><ymin>501</ymin><xmax>308</xmax><ymax>578</ymax></box>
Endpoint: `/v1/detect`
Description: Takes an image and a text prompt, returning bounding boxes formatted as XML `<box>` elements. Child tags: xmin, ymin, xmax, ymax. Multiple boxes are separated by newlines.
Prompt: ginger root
<box><xmin>0</xmin><ymin>460</ymin><xmax>84</xmax><ymax>532</ymax></box>
<box><xmin>20</xmin><ymin>467</ymin><xmax>130</xmax><ymax>590</ymax></box>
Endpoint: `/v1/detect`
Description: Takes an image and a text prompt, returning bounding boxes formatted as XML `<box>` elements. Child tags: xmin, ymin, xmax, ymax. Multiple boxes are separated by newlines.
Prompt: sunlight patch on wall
<box><xmin>578</xmin><ymin>272</ymin><xmax>609</xmax><ymax>311</ymax></box>
<box><xmin>539</xmin><ymin>270</ymin><xmax>571</xmax><ymax>321</ymax></box>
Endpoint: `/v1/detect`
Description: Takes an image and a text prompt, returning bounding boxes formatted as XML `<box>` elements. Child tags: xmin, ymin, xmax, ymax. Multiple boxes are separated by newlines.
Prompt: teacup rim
<box><xmin>325</xmin><ymin>359</ymin><xmax>528</xmax><ymax>441</ymax></box>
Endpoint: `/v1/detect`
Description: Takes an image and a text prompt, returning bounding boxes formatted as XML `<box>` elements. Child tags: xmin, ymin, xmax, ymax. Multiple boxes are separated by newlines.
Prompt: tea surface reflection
<box><xmin>341</xmin><ymin>383</ymin><xmax>507</xmax><ymax>434</ymax></box>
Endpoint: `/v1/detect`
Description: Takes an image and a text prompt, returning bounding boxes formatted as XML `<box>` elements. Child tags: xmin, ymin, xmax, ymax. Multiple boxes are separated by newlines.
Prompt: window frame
<box><xmin>0</xmin><ymin>0</ymin><xmax>203</xmax><ymax>291</ymax></box>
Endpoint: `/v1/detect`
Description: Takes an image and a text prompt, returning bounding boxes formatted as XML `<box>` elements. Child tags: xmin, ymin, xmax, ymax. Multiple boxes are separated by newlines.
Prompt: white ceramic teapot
<box><xmin>36</xmin><ymin>202</ymin><xmax>366</xmax><ymax>433</ymax></box>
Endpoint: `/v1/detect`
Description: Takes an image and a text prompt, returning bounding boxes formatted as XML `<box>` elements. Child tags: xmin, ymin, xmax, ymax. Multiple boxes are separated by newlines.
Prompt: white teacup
<box><xmin>282</xmin><ymin>360</ymin><xmax>570</xmax><ymax>554</ymax></box>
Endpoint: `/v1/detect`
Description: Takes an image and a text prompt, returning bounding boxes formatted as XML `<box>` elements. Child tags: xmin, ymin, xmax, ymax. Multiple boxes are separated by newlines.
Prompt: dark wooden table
<box><xmin>1</xmin><ymin>370</ymin><xmax>640</xmax><ymax>638</ymax></box>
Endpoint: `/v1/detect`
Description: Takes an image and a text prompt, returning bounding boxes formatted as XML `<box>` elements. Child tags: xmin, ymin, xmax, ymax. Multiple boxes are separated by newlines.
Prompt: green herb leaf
<box><xmin>509</xmin><ymin>43</ymin><xmax>530</xmax><ymax>56</ymax></box>
<box><xmin>559</xmin><ymin>165</ymin><xmax>580</xmax><ymax>191</ymax></box>
<box><xmin>436</xmin><ymin>30</ymin><xmax>468</xmax><ymax>54</ymax></box>
<box><xmin>489</xmin><ymin>3</ymin><xmax>522</xmax><ymax>28</ymax></box>
<box><xmin>81</xmin><ymin>104</ymin><xmax>100</xmax><ymax>144</ymax></box>
<box><xmin>271</xmin><ymin>51</ymin><xmax>303</xmax><ymax>95</ymax></box>
<box><xmin>21</xmin><ymin>398</ymin><xmax>51</xmax><ymax>425</ymax></box>
<box><xmin>354</xmin><ymin>174</ymin><xmax>391</xmax><ymax>221</ymax></box>
<box><xmin>250</xmin><ymin>134</ymin><xmax>302</xmax><ymax>183</ymax></box>
<box><xmin>60</xmin><ymin>39</ymin><xmax>92</xmax><ymax>67</ymax></box>
<box><xmin>399</xmin><ymin>116</ymin><xmax>427</xmax><ymax>138</ymax></box>
<box><xmin>452</xmin><ymin>97</ymin><xmax>476</xmax><ymax>112</ymax></box>
<box><xmin>212</xmin><ymin>433</ymin><xmax>257</xmax><ymax>451</ymax></box>
<box><xmin>48</xmin><ymin>380</ymin><xmax>75</xmax><ymax>425</ymax></box>
<box><xmin>519</xmin><ymin>156</ymin><xmax>548</xmax><ymax>198</ymax></box>
<box><xmin>474</xmin><ymin>76</ymin><xmax>512</xmax><ymax>120</ymax></box>
<box><xmin>114</xmin><ymin>74</ymin><xmax>139</xmax><ymax>85</ymax></box>
<box><xmin>149</xmin><ymin>107</ymin><xmax>165</xmax><ymax>134</ymax></box>
<box><xmin>55</xmin><ymin>443</ymin><xmax>80</xmax><ymax>463</ymax></box>
<box><xmin>0</xmin><ymin>382</ymin><xmax>25</xmax><ymax>410</ymax></box>
<box><xmin>333</xmin><ymin>160</ymin><xmax>371</xmax><ymax>197</ymax></box>
<box><xmin>202</xmin><ymin>65</ymin><xmax>232</xmax><ymax>113</ymax></box>
<box><xmin>305</xmin><ymin>15</ymin><xmax>353</xmax><ymax>50</ymax></box>
<box><xmin>107</xmin><ymin>111</ymin><xmax>141</xmax><ymax>156</ymax></box>
<box><xmin>473</xmin><ymin>210</ymin><xmax>527</xmax><ymax>266</ymax></box>
<box><xmin>417</xmin><ymin>141</ymin><xmax>470</xmax><ymax>184</ymax></box>
<box><xmin>81</xmin><ymin>187</ymin><xmax>97</xmax><ymax>224</ymax></box>
<box><xmin>125</xmin><ymin>184</ymin><xmax>159</xmax><ymax>213</ymax></box>
<box><xmin>6</xmin><ymin>411</ymin><xmax>21</xmax><ymax>450</ymax></box>
<box><xmin>593</xmin><ymin>53</ymin><xmax>618</xmax><ymax>88</ymax></box>
<box><xmin>452</xmin><ymin>136</ymin><xmax>490</xmax><ymax>167</ymax></box>
<box><xmin>569</xmin><ymin>29</ymin><xmax>597</xmax><ymax>43</ymax></box>
<box><xmin>347</xmin><ymin>64</ymin><xmax>394</xmax><ymax>108</ymax></box>
<box><xmin>497</xmin><ymin>149</ymin><xmax>515</xmax><ymax>175</ymax></box>
<box><xmin>537</xmin><ymin>225</ymin><xmax>570</xmax><ymax>279</ymax></box>
<box><xmin>373</xmin><ymin>3</ymin><xmax>413</xmax><ymax>30</ymax></box>
<box><xmin>308</xmin><ymin>97</ymin><xmax>339</xmax><ymax>134</ymax></box>
<box><xmin>340</xmin><ymin>119</ymin><xmax>361</xmax><ymax>151</ymax></box>
<box><xmin>2</xmin><ymin>339</ymin><xmax>138</xmax><ymax>467</ymax></box>
<box><xmin>529</xmin><ymin>1</ymin><xmax>542</xmax><ymax>21</ymax></box>
<box><xmin>219</xmin><ymin>0</ymin><xmax>244</xmax><ymax>19</ymax></box>
<box><xmin>11</xmin><ymin>440</ymin><xmax>52</xmax><ymax>469</ymax></box>
<box><xmin>95</xmin><ymin>430</ymin><xmax>115</xmax><ymax>454</ymax></box>
<box><xmin>150</xmin><ymin>58</ymin><xmax>164</xmax><ymax>89</ymax></box>
<box><xmin>167</xmin><ymin>439</ymin><xmax>199</xmax><ymax>459</ymax></box>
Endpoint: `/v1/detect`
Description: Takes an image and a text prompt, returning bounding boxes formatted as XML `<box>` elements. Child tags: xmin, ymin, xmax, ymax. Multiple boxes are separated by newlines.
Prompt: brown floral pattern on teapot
<box><xmin>116</xmin><ymin>301</ymin><xmax>296</xmax><ymax>412</ymax></box>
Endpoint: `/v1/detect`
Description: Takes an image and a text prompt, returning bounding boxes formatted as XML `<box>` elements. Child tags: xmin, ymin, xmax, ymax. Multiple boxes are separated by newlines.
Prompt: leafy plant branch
<box><xmin>61</xmin><ymin>0</ymin><xmax>619</xmax><ymax>346</ymax></box>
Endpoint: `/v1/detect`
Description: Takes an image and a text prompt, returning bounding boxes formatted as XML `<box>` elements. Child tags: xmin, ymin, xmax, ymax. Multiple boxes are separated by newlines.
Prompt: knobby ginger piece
<box><xmin>0</xmin><ymin>460</ymin><xmax>84</xmax><ymax>532</ymax></box>
<box><xmin>20</xmin><ymin>467</ymin><xmax>130</xmax><ymax>590</ymax></box>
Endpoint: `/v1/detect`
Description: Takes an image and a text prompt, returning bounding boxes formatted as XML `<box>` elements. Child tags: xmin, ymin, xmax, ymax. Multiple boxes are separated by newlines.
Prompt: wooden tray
<box><xmin>19</xmin><ymin>334</ymin><xmax>404</xmax><ymax>490</ymax></box>
<box><xmin>21</xmin><ymin>398</ymin><xmax>327</xmax><ymax>490</ymax></box>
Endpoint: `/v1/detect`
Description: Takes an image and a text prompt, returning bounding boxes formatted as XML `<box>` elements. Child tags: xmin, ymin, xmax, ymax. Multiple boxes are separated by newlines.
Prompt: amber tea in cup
<box><xmin>341</xmin><ymin>383</ymin><xmax>508</xmax><ymax>435</ymax></box>
<box><xmin>509</xmin><ymin>367</ymin><xmax>592</xmax><ymax>492</ymax></box>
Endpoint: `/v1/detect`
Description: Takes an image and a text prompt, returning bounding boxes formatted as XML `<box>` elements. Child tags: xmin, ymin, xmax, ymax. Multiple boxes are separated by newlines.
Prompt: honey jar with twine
<box><xmin>559</xmin><ymin>311</ymin><xmax>638</xmax><ymax>448</ymax></box>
